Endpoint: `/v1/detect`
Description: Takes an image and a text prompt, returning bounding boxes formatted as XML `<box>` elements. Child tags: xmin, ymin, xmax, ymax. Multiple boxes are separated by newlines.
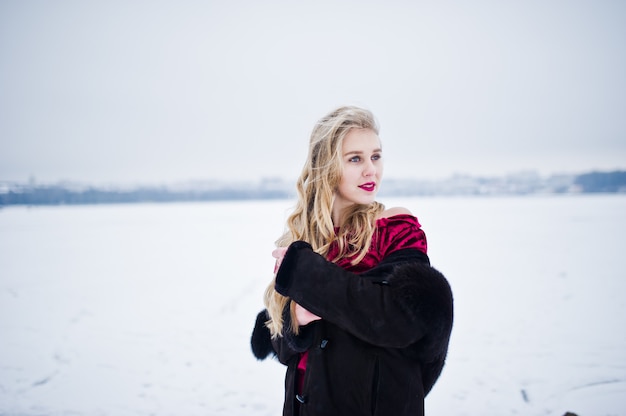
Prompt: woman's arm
<box><xmin>250</xmin><ymin>247</ymin><xmax>322</xmax><ymax>363</ymax></box>
<box><xmin>274</xmin><ymin>241</ymin><xmax>453</xmax><ymax>350</ymax></box>
<box><xmin>273</xmin><ymin>247</ymin><xmax>321</xmax><ymax>326</ymax></box>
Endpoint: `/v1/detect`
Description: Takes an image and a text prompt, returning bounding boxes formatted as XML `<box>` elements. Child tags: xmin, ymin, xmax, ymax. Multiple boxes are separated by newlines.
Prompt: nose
<box><xmin>363</xmin><ymin>160</ymin><xmax>377</xmax><ymax>177</ymax></box>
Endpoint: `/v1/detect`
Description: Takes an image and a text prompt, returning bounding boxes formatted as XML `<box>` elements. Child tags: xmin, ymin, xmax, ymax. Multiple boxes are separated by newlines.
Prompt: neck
<box><xmin>332</xmin><ymin>202</ymin><xmax>353</xmax><ymax>228</ymax></box>
<box><xmin>331</xmin><ymin>205</ymin><xmax>344</xmax><ymax>227</ymax></box>
<box><xmin>332</xmin><ymin>211</ymin><xmax>343</xmax><ymax>228</ymax></box>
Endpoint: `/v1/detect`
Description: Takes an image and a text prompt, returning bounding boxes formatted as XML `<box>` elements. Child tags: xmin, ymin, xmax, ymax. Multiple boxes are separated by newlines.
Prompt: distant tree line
<box><xmin>1</xmin><ymin>170</ymin><xmax>624</xmax><ymax>206</ymax></box>
<box><xmin>0</xmin><ymin>186</ymin><xmax>291</xmax><ymax>206</ymax></box>
<box><xmin>573</xmin><ymin>171</ymin><xmax>626</xmax><ymax>192</ymax></box>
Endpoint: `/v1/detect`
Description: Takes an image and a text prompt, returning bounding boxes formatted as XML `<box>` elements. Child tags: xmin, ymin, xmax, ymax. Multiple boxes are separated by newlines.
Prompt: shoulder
<box><xmin>378</xmin><ymin>206</ymin><xmax>413</xmax><ymax>219</ymax></box>
<box><xmin>375</xmin><ymin>206</ymin><xmax>427</xmax><ymax>255</ymax></box>
<box><xmin>376</xmin><ymin>207</ymin><xmax>420</xmax><ymax>228</ymax></box>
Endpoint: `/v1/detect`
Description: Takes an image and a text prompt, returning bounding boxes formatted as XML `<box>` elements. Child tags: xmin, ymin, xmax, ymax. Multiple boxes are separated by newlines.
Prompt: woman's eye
<box><xmin>349</xmin><ymin>156</ymin><xmax>361</xmax><ymax>163</ymax></box>
<box><xmin>372</xmin><ymin>153</ymin><xmax>382</xmax><ymax>161</ymax></box>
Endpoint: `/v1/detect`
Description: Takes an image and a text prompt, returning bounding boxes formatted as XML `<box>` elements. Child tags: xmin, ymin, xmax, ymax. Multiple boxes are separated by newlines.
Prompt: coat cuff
<box><xmin>250</xmin><ymin>310</ymin><xmax>275</xmax><ymax>360</ymax></box>
<box><xmin>275</xmin><ymin>241</ymin><xmax>313</xmax><ymax>296</ymax></box>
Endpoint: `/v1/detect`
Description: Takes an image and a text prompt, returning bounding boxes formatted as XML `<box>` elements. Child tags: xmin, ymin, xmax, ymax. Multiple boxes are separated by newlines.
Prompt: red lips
<box><xmin>359</xmin><ymin>182</ymin><xmax>376</xmax><ymax>192</ymax></box>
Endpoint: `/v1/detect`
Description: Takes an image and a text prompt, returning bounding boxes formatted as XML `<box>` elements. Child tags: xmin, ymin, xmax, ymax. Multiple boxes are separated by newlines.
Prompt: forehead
<box><xmin>342</xmin><ymin>128</ymin><xmax>381</xmax><ymax>152</ymax></box>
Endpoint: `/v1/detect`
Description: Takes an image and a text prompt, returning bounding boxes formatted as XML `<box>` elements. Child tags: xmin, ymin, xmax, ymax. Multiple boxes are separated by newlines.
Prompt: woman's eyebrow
<box><xmin>343</xmin><ymin>148</ymin><xmax>382</xmax><ymax>156</ymax></box>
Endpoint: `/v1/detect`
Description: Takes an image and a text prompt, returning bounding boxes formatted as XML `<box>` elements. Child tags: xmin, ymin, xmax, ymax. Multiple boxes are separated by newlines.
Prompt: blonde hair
<box><xmin>264</xmin><ymin>106</ymin><xmax>385</xmax><ymax>337</ymax></box>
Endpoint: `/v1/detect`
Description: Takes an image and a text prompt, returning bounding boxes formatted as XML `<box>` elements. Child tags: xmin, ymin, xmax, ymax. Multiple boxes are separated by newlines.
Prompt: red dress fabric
<box><xmin>296</xmin><ymin>214</ymin><xmax>428</xmax><ymax>393</ymax></box>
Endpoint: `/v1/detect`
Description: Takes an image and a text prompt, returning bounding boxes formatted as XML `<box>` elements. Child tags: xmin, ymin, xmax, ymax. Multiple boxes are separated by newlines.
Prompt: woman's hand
<box><xmin>272</xmin><ymin>247</ymin><xmax>288</xmax><ymax>274</ymax></box>
<box><xmin>294</xmin><ymin>302</ymin><xmax>321</xmax><ymax>326</ymax></box>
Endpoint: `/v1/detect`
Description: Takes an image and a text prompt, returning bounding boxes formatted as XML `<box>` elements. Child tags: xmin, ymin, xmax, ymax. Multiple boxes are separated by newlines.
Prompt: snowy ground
<box><xmin>0</xmin><ymin>195</ymin><xmax>625</xmax><ymax>415</ymax></box>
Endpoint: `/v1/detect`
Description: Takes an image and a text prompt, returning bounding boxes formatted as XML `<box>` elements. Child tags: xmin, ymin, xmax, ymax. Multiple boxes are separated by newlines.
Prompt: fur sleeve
<box><xmin>250</xmin><ymin>307</ymin><xmax>317</xmax><ymax>363</ymax></box>
<box><xmin>275</xmin><ymin>242</ymin><xmax>453</xmax><ymax>351</ymax></box>
<box><xmin>251</xmin><ymin>310</ymin><xmax>275</xmax><ymax>360</ymax></box>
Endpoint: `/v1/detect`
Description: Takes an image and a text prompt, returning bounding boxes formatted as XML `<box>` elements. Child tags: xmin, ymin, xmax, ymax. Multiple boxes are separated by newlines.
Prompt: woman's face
<box><xmin>333</xmin><ymin>128</ymin><xmax>383</xmax><ymax>220</ymax></box>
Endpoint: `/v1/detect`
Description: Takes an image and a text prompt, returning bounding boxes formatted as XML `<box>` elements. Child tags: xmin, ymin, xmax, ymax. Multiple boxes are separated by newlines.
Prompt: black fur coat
<box><xmin>251</xmin><ymin>241</ymin><xmax>453</xmax><ymax>416</ymax></box>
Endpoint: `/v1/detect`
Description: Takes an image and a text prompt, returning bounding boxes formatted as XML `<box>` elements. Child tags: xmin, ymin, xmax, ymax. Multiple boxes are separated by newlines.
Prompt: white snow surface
<box><xmin>0</xmin><ymin>195</ymin><xmax>625</xmax><ymax>416</ymax></box>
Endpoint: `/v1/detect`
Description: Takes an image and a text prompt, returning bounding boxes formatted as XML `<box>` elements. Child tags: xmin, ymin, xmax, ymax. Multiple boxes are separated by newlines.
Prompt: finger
<box><xmin>272</xmin><ymin>247</ymin><xmax>288</xmax><ymax>259</ymax></box>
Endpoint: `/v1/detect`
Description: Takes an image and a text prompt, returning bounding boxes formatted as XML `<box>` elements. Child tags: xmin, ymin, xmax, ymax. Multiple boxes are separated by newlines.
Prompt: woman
<box><xmin>251</xmin><ymin>106</ymin><xmax>453</xmax><ymax>416</ymax></box>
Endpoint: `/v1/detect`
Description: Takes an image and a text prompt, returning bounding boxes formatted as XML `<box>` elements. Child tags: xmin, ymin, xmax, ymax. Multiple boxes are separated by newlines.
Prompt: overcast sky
<box><xmin>1</xmin><ymin>0</ymin><xmax>625</xmax><ymax>185</ymax></box>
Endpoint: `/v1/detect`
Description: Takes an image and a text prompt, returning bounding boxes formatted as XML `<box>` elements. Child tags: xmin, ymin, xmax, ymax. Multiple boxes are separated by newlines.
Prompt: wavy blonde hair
<box><xmin>264</xmin><ymin>106</ymin><xmax>385</xmax><ymax>337</ymax></box>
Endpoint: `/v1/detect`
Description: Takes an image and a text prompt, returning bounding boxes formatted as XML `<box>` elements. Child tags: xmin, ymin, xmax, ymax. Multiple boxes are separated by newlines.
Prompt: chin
<box><xmin>357</xmin><ymin>196</ymin><xmax>377</xmax><ymax>205</ymax></box>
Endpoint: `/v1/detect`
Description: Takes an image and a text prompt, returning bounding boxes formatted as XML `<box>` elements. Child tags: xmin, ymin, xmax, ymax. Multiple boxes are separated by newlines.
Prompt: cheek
<box><xmin>339</xmin><ymin>165</ymin><xmax>357</xmax><ymax>182</ymax></box>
